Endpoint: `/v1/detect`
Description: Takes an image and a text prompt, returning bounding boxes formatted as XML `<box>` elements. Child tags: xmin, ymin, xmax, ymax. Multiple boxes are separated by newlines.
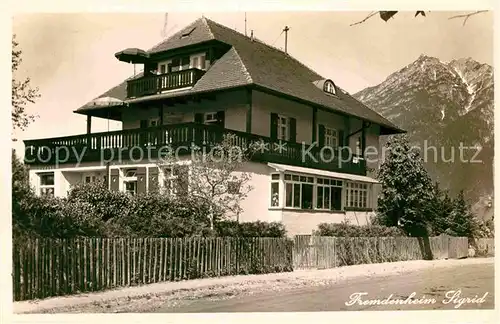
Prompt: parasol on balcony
<box><xmin>115</xmin><ymin>48</ymin><xmax>150</xmax><ymax>64</ymax></box>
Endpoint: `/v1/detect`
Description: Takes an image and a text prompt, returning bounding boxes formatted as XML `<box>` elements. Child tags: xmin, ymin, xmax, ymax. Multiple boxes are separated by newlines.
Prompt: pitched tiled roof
<box><xmin>77</xmin><ymin>17</ymin><xmax>403</xmax><ymax>133</ymax></box>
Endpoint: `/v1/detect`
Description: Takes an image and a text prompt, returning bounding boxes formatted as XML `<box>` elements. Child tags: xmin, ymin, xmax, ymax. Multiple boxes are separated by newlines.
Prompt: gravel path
<box><xmin>14</xmin><ymin>257</ymin><xmax>494</xmax><ymax>313</ymax></box>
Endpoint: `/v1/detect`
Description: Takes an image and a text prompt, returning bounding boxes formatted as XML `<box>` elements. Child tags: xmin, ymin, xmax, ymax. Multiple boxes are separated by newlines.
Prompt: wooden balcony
<box><xmin>24</xmin><ymin>123</ymin><xmax>366</xmax><ymax>175</ymax></box>
<box><xmin>127</xmin><ymin>68</ymin><xmax>206</xmax><ymax>98</ymax></box>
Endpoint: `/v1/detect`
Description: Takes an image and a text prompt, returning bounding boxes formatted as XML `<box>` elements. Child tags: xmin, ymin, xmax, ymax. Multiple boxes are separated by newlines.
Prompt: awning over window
<box><xmin>267</xmin><ymin>163</ymin><xmax>380</xmax><ymax>184</ymax></box>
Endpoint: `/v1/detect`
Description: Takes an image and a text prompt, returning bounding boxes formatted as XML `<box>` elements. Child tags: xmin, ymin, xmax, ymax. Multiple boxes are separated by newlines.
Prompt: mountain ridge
<box><xmin>354</xmin><ymin>55</ymin><xmax>493</xmax><ymax>219</ymax></box>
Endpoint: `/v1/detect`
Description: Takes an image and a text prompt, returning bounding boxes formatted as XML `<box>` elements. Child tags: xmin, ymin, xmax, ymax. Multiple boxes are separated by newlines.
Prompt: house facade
<box><xmin>24</xmin><ymin>18</ymin><xmax>404</xmax><ymax>236</ymax></box>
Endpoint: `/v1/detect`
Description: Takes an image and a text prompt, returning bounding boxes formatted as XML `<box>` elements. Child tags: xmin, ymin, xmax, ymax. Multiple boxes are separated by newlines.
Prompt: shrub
<box><xmin>215</xmin><ymin>221</ymin><xmax>287</xmax><ymax>237</ymax></box>
<box><xmin>314</xmin><ymin>222</ymin><xmax>407</xmax><ymax>237</ymax></box>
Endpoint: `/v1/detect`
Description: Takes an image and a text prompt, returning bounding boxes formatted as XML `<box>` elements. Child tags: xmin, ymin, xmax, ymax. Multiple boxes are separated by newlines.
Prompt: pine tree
<box><xmin>376</xmin><ymin>135</ymin><xmax>434</xmax><ymax>236</ymax></box>
<box><xmin>447</xmin><ymin>190</ymin><xmax>479</xmax><ymax>238</ymax></box>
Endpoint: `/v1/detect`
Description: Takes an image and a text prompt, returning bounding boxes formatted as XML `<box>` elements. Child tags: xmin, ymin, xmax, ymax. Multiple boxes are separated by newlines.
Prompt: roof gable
<box><xmin>77</xmin><ymin>17</ymin><xmax>403</xmax><ymax>134</ymax></box>
<box><xmin>148</xmin><ymin>18</ymin><xmax>215</xmax><ymax>54</ymax></box>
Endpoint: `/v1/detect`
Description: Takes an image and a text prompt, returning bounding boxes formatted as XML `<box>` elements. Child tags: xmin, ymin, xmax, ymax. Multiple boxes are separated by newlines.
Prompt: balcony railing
<box><xmin>127</xmin><ymin>68</ymin><xmax>206</xmax><ymax>98</ymax></box>
<box><xmin>24</xmin><ymin>123</ymin><xmax>366</xmax><ymax>175</ymax></box>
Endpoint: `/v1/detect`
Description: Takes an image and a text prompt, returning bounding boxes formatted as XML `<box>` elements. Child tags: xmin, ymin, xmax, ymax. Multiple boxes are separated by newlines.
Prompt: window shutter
<box><xmin>148</xmin><ymin>167</ymin><xmax>159</xmax><ymax>193</ymax></box>
<box><xmin>136</xmin><ymin>167</ymin><xmax>147</xmax><ymax>194</ymax></box>
<box><xmin>270</xmin><ymin>113</ymin><xmax>278</xmax><ymax>140</ymax></box>
<box><xmin>110</xmin><ymin>169</ymin><xmax>120</xmax><ymax>191</ymax></box>
<box><xmin>318</xmin><ymin>124</ymin><xmax>325</xmax><ymax>147</ymax></box>
<box><xmin>339</xmin><ymin>130</ymin><xmax>345</xmax><ymax>147</ymax></box>
<box><xmin>194</xmin><ymin>113</ymin><xmax>204</xmax><ymax>123</ymax></box>
<box><xmin>216</xmin><ymin>110</ymin><xmax>225</xmax><ymax>127</ymax></box>
<box><xmin>289</xmin><ymin>117</ymin><xmax>297</xmax><ymax>142</ymax></box>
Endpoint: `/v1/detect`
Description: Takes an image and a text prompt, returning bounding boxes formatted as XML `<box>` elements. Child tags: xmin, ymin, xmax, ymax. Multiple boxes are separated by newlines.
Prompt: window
<box><xmin>345</xmin><ymin>182</ymin><xmax>370</xmax><ymax>208</ymax></box>
<box><xmin>39</xmin><ymin>173</ymin><xmax>55</xmax><ymax>197</ymax></box>
<box><xmin>190</xmin><ymin>54</ymin><xmax>206</xmax><ymax>70</ymax></box>
<box><xmin>271</xmin><ymin>173</ymin><xmax>373</xmax><ymax>211</ymax></box>
<box><xmin>324</xmin><ymin>81</ymin><xmax>337</xmax><ymax>95</ymax></box>
<box><xmin>277</xmin><ymin>115</ymin><xmax>289</xmax><ymax>141</ymax></box>
<box><xmin>324</xmin><ymin>127</ymin><xmax>338</xmax><ymax>147</ymax></box>
<box><xmin>204</xmin><ymin>112</ymin><xmax>218</xmax><ymax>124</ymax></box>
<box><xmin>83</xmin><ymin>172</ymin><xmax>106</xmax><ymax>184</ymax></box>
<box><xmin>316</xmin><ymin>178</ymin><xmax>343</xmax><ymax>210</ymax></box>
<box><xmin>270</xmin><ymin>173</ymin><xmax>280</xmax><ymax>207</ymax></box>
<box><xmin>160</xmin><ymin>64</ymin><xmax>166</xmax><ymax>74</ymax></box>
<box><xmin>123</xmin><ymin>169</ymin><xmax>138</xmax><ymax>195</ymax></box>
<box><xmin>284</xmin><ymin>173</ymin><xmax>314</xmax><ymax>209</ymax></box>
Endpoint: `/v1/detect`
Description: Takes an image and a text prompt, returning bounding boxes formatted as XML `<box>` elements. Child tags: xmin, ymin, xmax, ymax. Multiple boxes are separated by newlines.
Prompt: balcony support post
<box><xmin>86</xmin><ymin>115</ymin><xmax>92</xmax><ymax>134</ymax></box>
<box><xmin>245</xmin><ymin>88</ymin><xmax>252</xmax><ymax>133</ymax></box>
<box><xmin>312</xmin><ymin>107</ymin><xmax>317</xmax><ymax>143</ymax></box>
<box><xmin>86</xmin><ymin>115</ymin><xmax>92</xmax><ymax>150</ymax></box>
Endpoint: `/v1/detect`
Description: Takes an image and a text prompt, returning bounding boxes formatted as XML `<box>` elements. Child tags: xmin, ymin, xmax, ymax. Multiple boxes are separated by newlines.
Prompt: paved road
<box><xmin>158</xmin><ymin>262</ymin><xmax>494</xmax><ymax>312</ymax></box>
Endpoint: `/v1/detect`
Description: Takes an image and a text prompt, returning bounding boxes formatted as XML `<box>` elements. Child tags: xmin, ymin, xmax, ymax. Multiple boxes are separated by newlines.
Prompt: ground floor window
<box><xmin>270</xmin><ymin>173</ymin><xmax>280</xmax><ymax>207</ymax></box>
<box><xmin>345</xmin><ymin>182</ymin><xmax>370</xmax><ymax>208</ymax></box>
<box><xmin>284</xmin><ymin>174</ymin><xmax>314</xmax><ymax>209</ymax></box>
<box><xmin>271</xmin><ymin>172</ymin><xmax>373</xmax><ymax>211</ymax></box>
<box><xmin>39</xmin><ymin>172</ymin><xmax>55</xmax><ymax>197</ymax></box>
<box><xmin>83</xmin><ymin>172</ymin><xmax>106</xmax><ymax>184</ymax></box>
<box><xmin>123</xmin><ymin>169</ymin><xmax>138</xmax><ymax>195</ymax></box>
<box><xmin>316</xmin><ymin>178</ymin><xmax>343</xmax><ymax>210</ymax></box>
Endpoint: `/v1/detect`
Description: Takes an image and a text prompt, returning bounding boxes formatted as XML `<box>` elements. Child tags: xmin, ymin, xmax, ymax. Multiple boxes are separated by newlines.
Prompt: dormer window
<box><xmin>181</xmin><ymin>27</ymin><xmax>196</xmax><ymax>39</ymax></box>
<box><xmin>324</xmin><ymin>81</ymin><xmax>337</xmax><ymax>95</ymax></box>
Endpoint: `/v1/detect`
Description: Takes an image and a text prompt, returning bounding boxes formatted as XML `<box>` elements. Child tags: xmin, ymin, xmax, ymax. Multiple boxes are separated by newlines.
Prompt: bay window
<box><xmin>272</xmin><ymin>172</ymin><xmax>373</xmax><ymax>211</ymax></box>
<box><xmin>270</xmin><ymin>173</ymin><xmax>280</xmax><ymax>207</ymax></box>
<box><xmin>316</xmin><ymin>178</ymin><xmax>343</xmax><ymax>210</ymax></box>
<box><xmin>284</xmin><ymin>174</ymin><xmax>314</xmax><ymax>209</ymax></box>
<box><xmin>345</xmin><ymin>182</ymin><xmax>370</xmax><ymax>209</ymax></box>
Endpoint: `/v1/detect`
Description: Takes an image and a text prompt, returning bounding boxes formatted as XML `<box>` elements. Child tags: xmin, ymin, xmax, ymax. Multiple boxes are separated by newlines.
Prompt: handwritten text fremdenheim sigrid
<box><xmin>345</xmin><ymin>290</ymin><xmax>488</xmax><ymax>309</ymax></box>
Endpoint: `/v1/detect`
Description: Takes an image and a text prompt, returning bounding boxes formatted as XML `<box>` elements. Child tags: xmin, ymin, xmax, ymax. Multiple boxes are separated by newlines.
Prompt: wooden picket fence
<box><xmin>12</xmin><ymin>237</ymin><xmax>293</xmax><ymax>301</ymax></box>
<box><xmin>293</xmin><ymin>235</ymin><xmax>471</xmax><ymax>269</ymax></box>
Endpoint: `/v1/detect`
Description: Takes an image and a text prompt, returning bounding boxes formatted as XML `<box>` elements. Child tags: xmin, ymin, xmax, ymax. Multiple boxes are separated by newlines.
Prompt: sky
<box><xmin>12</xmin><ymin>11</ymin><xmax>493</xmax><ymax>157</ymax></box>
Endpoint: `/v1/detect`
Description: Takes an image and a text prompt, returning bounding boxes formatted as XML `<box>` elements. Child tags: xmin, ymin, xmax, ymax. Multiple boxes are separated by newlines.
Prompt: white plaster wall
<box><xmin>282</xmin><ymin>210</ymin><xmax>373</xmax><ymax>236</ymax></box>
<box><xmin>251</xmin><ymin>90</ymin><xmax>313</xmax><ymax>144</ymax></box>
<box><xmin>224</xmin><ymin>161</ymin><xmax>278</xmax><ymax>223</ymax></box>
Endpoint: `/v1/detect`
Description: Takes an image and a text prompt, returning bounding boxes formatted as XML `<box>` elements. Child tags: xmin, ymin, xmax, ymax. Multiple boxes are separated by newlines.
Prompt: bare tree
<box><xmin>158</xmin><ymin>133</ymin><xmax>259</xmax><ymax>229</ymax></box>
<box><xmin>351</xmin><ymin>11</ymin><xmax>488</xmax><ymax>27</ymax></box>
<box><xmin>12</xmin><ymin>34</ymin><xmax>40</xmax><ymax>135</ymax></box>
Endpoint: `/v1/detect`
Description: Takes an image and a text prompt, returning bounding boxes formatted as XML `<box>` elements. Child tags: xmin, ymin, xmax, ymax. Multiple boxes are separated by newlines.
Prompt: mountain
<box><xmin>354</xmin><ymin>55</ymin><xmax>494</xmax><ymax>217</ymax></box>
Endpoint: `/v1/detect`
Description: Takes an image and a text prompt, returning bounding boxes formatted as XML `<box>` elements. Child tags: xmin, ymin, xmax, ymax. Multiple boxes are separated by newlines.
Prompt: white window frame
<box><xmin>123</xmin><ymin>168</ymin><xmax>138</xmax><ymax>195</ymax></box>
<box><xmin>39</xmin><ymin>172</ymin><xmax>55</xmax><ymax>197</ymax></box>
<box><xmin>325</xmin><ymin>81</ymin><xmax>336</xmax><ymax>95</ymax></box>
<box><xmin>284</xmin><ymin>173</ymin><xmax>314</xmax><ymax>209</ymax></box>
<box><xmin>83</xmin><ymin>171</ymin><xmax>106</xmax><ymax>184</ymax></box>
<box><xmin>345</xmin><ymin>181</ymin><xmax>370</xmax><ymax>209</ymax></box>
<box><xmin>316</xmin><ymin>177</ymin><xmax>343</xmax><ymax>211</ymax></box>
<box><xmin>190</xmin><ymin>53</ymin><xmax>207</xmax><ymax>70</ymax></box>
<box><xmin>270</xmin><ymin>173</ymin><xmax>281</xmax><ymax>208</ymax></box>
<box><xmin>271</xmin><ymin>173</ymin><xmax>373</xmax><ymax>211</ymax></box>
<box><xmin>277</xmin><ymin>115</ymin><xmax>289</xmax><ymax>141</ymax></box>
<box><xmin>157</xmin><ymin>60</ymin><xmax>172</xmax><ymax>75</ymax></box>
<box><xmin>162</xmin><ymin>166</ymin><xmax>178</xmax><ymax>196</ymax></box>
<box><xmin>204</xmin><ymin>112</ymin><xmax>218</xmax><ymax>124</ymax></box>
<box><xmin>324</xmin><ymin>127</ymin><xmax>339</xmax><ymax>147</ymax></box>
